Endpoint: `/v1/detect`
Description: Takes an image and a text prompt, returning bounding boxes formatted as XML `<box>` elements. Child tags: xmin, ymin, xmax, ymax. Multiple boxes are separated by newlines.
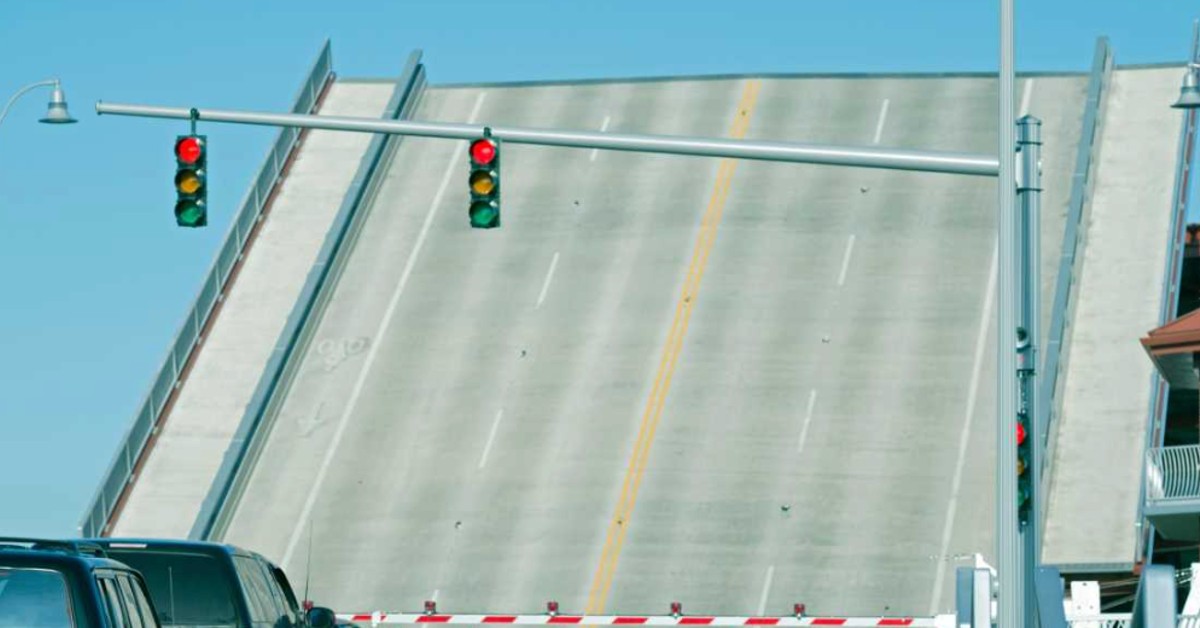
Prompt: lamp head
<box><xmin>39</xmin><ymin>82</ymin><xmax>76</xmax><ymax>124</ymax></box>
<box><xmin>1173</xmin><ymin>67</ymin><xmax>1200</xmax><ymax>109</ymax></box>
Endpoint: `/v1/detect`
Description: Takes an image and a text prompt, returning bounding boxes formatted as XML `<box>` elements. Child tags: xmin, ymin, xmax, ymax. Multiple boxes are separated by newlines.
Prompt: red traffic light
<box><xmin>470</xmin><ymin>138</ymin><xmax>497</xmax><ymax>165</ymax></box>
<box><xmin>1016</xmin><ymin>422</ymin><xmax>1026</xmax><ymax>446</ymax></box>
<box><xmin>176</xmin><ymin>136</ymin><xmax>204</xmax><ymax>165</ymax></box>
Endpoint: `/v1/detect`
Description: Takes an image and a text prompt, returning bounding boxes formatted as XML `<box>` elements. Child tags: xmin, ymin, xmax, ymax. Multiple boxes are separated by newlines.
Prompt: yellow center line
<box><xmin>585</xmin><ymin>79</ymin><xmax>762</xmax><ymax>614</ymax></box>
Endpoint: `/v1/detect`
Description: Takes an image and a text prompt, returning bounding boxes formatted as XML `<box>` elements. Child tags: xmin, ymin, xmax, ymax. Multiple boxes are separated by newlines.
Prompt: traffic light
<box><xmin>1015</xmin><ymin>324</ymin><xmax>1033</xmax><ymax>524</ymax></box>
<box><xmin>1017</xmin><ymin>413</ymin><xmax>1032</xmax><ymax>523</ymax></box>
<box><xmin>174</xmin><ymin>134</ymin><xmax>207</xmax><ymax>227</ymax></box>
<box><xmin>468</xmin><ymin>135</ymin><xmax>500</xmax><ymax>228</ymax></box>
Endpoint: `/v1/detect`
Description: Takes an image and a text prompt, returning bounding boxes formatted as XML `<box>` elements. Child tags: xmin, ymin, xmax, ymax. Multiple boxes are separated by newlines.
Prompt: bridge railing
<box><xmin>77</xmin><ymin>41</ymin><xmax>335</xmax><ymax>538</ymax></box>
<box><xmin>1146</xmin><ymin>444</ymin><xmax>1200</xmax><ymax>503</ymax></box>
<box><xmin>190</xmin><ymin>49</ymin><xmax>427</xmax><ymax>541</ymax></box>
<box><xmin>1038</xmin><ymin>36</ymin><xmax>1112</xmax><ymax>522</ymax></box>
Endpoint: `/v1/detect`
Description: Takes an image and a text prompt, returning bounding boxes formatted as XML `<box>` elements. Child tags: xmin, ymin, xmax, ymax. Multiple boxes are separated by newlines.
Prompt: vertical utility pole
<box><xmin>996</xmin><ymin>0</ymin><xmax>1021</xmax><ymax>626</ymax></box>
<box><xmin>1017</xmin><ymin>115</ymin><xmax>1043</xmax><ymax>628</ymax></box>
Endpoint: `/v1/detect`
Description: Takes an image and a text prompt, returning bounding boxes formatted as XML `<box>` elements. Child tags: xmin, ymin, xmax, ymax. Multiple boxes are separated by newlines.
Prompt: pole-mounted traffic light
<box><xmin>174</xmin><ymin>134</ymin><xmax>207</xmax><ymax>227</ymax></box>
<box><xmin>468</xmin><ymin>133</ymin><xmax>500</xmax><ymax>228</ymax></box>
<box><xmin>1015</xmin><ymin>325</ymin><xmax>1033</xmax><ymax>524</ymax></box>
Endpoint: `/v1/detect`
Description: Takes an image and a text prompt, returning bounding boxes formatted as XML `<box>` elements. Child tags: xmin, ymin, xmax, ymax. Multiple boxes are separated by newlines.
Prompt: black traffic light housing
<box><xmin>1017</xmin><ymin>412</ymin><xmax>1032</xmax><ymax>524</ymax></box>
<box><xmin>468</xmin><ymin>132</ymin><xmax>500</xmax><ymax>228</ymax></box>
<box><xmin>1017</xmin><ymin>324</ymin><xmax>1032</xmax><ymax>524</ymax></box>
<box><xmin>174</xmin><ymin>134</ymin><xmax>207</xmax><ymax>228</ymax></box>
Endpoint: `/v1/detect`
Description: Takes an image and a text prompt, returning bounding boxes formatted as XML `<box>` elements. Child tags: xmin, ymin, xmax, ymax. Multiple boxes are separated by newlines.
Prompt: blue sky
<box><xmin>0</xmin><ymin>1</ymin><xmax>1195</xmax><ymax>536</ymax></box>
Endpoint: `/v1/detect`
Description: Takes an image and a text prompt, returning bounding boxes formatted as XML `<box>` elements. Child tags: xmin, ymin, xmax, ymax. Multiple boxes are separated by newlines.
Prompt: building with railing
<box><xmin>1143</xmin><ymin>264</ymin><xmax>1200</xmax><ymax>557</ymax></box>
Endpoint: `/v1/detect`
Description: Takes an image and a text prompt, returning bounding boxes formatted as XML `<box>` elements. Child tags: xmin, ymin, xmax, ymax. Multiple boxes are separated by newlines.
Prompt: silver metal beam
<box><xmin>997</xmin><ymin>0</ymin><xmax>1020</xmax><ymax>626</ymax></box>
<box><xmin>95</xmin><ymin>101</ymin><xmax>1000</xmax><ymax>177</ymax></box>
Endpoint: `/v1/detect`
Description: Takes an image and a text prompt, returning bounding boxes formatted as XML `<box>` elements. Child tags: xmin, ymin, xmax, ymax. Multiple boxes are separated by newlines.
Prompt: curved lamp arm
<box><xmin>0</xmin><ymin>79</ymin><xmax>60</xmax><ymax>129</ymax></box>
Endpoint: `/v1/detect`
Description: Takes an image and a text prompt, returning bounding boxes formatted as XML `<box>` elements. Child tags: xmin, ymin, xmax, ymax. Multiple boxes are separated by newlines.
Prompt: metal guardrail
<box><xmin>1037</xmin><ymin>36</ymin><xmax>1112</xmax><ymax>519</ymax></box>
<box><xmin>191</xmin><ymin>50</ymin><xmax>427</xmax><ymax>541</ymax></box>
<box><xmin>1146</xmin><ymin>445</ymin><xmax>1200</xmax><ymax>502</ymax></box>
<box><xmin>77</xmin><ymin>40</ymin><xmax>336</xmax><ymax>538</ymax></box>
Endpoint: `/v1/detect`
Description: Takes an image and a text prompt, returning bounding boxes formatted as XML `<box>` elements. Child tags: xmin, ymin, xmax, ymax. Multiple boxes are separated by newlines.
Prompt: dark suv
<box><xmin>0</xmin><ymin>537</ymin><xmax>160</xmax><ymax>627</ymax></box>
<box><xmin>80</xmin><ymin>539</ymin><xmax>342</xmax><ymax>628</ymax></box>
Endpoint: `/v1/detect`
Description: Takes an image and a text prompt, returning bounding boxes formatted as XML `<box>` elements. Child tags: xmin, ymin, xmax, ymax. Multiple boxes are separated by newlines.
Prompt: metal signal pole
<box><xmin>996</xmin><ymin>0</ymin><xmax>1022</xmax><ymax>626</ymax></box>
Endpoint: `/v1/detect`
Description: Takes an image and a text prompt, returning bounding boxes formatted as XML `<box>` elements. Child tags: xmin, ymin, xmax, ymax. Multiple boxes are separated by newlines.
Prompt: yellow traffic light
<box><xmin>175</xmin><ymin>170</ymin><xmax>202</xmax><ymax>195</ymax></box>
<box><xmin>470</xmin><ymin>170</ymin><xmax>496</xmax><ymax>195</ymax></box>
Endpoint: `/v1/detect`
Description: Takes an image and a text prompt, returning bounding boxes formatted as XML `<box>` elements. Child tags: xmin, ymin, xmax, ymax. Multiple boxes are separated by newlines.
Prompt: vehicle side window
<box><xmin>0</xmin><ymin>567</ymin><xmax>75</xmax><ymax>628</ymax></box>
<box><xmin>97</xmin><ymin>577</ymin><xmax>127</xmax><ymax>628</ymax></box>
<box><xmin>269</xmin><ymin>565</ymin><xmax>301</xmax><ymax>622</ymax></box>
<box><xmin>116</xmin><ymin>575</ymin><xmax>148</xmax><ymax>628</ymax></box>
<box><xmin>232</xmin><ymin>556</ymin><xmax>277</xmax><ymax>626</ymax></box>
<box><xmin>258</xmin><ymin>560</ymin><xmax>298</xmax><ymax>624</ymax></box>
<box><xmin>123</xmin><ymin>575</ymin><xmax>157</xmax><ymax>628</ymax></box>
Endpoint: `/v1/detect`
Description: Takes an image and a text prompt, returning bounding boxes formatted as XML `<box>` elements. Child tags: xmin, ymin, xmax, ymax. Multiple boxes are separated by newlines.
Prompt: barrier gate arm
<box><xmin>336</xmin><ymin>614</ymin><xmax>956</xmax><ymax>627</ymax></box>
<box><xmin>336</xmin><ymin>603</ymin><xmax>956</xmax><ymax>628</ymax></box>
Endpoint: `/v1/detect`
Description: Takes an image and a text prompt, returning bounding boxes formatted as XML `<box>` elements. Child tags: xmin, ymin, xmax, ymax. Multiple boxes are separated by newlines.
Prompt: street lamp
<box><xmin>1172</xmin><ymin>65</ymin><xmax>1200</xmax><ymax>109</ymax></box>
<box><xmin>1174</xmin><ymin>20</ymin><xmax>1200</xmax><ymax>110</ymax></box>
<box><xmin>0</xmin><ymin>79</ymin><xmax>77</xmax><ymax>128</ymax></box>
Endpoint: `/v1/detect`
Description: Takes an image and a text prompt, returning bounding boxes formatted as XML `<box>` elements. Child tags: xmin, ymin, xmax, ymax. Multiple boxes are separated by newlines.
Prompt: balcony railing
<box><xmin>1147</xmin><ymin>445</ymin><xmax>1200</xmax><ymax>503</ymax></box>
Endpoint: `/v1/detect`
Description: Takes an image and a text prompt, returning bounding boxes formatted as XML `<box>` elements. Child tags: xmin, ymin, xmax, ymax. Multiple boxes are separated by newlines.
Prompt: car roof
<box><xmin>82</xmin><ymin>538</ymin><xmax>265</xmax><ymax>562</ymax></box>
<box><xmin>0</xmin><ymin>546</ymin><xmax>133</xmax><ymax>573</ymax></box>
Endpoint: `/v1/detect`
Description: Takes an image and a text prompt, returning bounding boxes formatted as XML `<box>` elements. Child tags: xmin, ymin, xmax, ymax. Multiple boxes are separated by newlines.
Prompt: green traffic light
<box><xmin>470</xmin><ymin>200</ymin><xmax>500</xmax><ymax>229</ymax></box>
<box><xmin>175</xmin><ymin>200</ymin><xmax>207</xmax><ymax>228</ymax></box>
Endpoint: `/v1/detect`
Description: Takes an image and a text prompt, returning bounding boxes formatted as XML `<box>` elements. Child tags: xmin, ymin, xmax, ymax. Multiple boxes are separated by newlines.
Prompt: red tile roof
<box><xmin>1142</xmin><ymin>307</ymin><xmax>1200</xmax><ymax>356</ymax></box>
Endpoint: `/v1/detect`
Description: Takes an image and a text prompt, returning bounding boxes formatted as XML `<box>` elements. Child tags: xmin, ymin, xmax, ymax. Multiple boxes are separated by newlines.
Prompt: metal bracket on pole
<box><xmin>189</xmin><ymin>107</ymin><xmax>199</xmax><ymax>136</ymax></box>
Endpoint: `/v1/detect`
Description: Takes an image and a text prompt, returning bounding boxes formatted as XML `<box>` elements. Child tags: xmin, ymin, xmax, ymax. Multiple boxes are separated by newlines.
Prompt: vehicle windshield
<box><xmin>0</xmin><ymin>567</ymin><xmax>74</xmax><ymax>628</ymax></box>
<box><xmin>104</xmin><ymin>550</ymin><xmax>237</xmax><ymax>627</ymax></box>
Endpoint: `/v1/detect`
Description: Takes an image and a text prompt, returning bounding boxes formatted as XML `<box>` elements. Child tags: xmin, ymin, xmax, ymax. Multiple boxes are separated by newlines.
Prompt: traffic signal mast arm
<box><xmin>96</xmin><ymin>101</ymin><xmax>1000</xmax><ymax>178</ymax></box>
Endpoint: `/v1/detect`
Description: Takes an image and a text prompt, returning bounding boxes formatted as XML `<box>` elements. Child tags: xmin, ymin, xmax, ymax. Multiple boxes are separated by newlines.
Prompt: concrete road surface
<box><xmin>221</xmin><ymin>72</ymin><xmax>1086</xmax><ymax>617</ymax></box>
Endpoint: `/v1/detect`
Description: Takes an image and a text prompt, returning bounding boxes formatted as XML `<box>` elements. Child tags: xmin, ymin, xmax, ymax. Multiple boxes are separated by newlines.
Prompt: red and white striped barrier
<box><xmin>335</xmin><ymin>613</ymin><xmax>955</xmax><ymax>627</ymax></box>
